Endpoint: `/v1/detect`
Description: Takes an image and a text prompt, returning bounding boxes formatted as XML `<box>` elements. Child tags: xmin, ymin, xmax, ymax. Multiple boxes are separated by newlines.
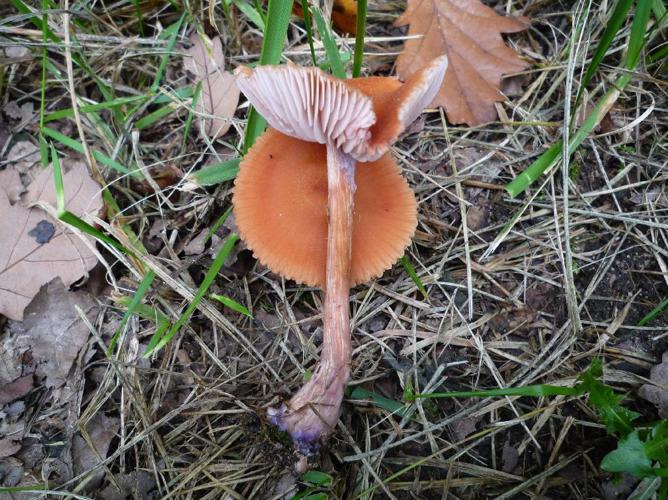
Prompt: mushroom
<box><xmin>233</xmin><ymin>56</ymin><xmax>448</xmax><ymax>454</ymax></box>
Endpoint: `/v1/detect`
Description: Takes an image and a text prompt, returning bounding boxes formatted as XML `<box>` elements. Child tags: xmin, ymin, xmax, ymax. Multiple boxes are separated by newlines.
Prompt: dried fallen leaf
<box><xmin>184</xmin><ymin>33</ymin><xmax>240</xmax><ymax>140</ymax></box>
<box><xmin>72</xmin><ymin>414</ymin><xmax>119</xmax><ymax>489</ymax></box>
<box><xmin>0</xmin><ymin>161</ymin><xmax>102</xmax><ymax>321</ymax></box>
<box><xmin>0</xmin><ymin>333</ymin><xmax>25</xmax><ymax>385</ymax></box>
<box><xmin>501</xmin><ymin>439</ymin><xmax>519</xmax><ymax>472</ymax></box>
<box><xmin>0</xmin><ymin>439</ymin><xmax>22</xmax><ymax>459</ymax></box>
<box><xmin>6</xmin><ymin>140</ymin><xmax>40</xmax><ymax>174</ymax></box>
<box><xmin>449</xmin><ymin>415</ymin><xmax>479</xmax><ymax>440</ymax></box>
<box><xmin>0</xmin><ymin>167</ymin><xmax>24</xmax><ymax>204</ymax></box>
<box><xmin>0</xmin><ymin>459</ymin><xmax>24</xmax><ymax>488</ymax></box>
<box><xmin>3</xmin><ymin>46</ymin><xmax>30</xmax><ymax>59</ymax></box>
<box><xmin>639</xmin><ymin>350</ymin><xmax>668</xmax><ymax>418</ymax></box>
<box><xmin>3</xmin><ymin>101</ymin><xmax>34</xmax><ymax>122</ymax></box>
<box><xmin>395</xmin><ymin>0</ymin><xmax>529</xmax><ymax>125</ymax></box>
<box><xmin>0</xmin><ymin>375</ymin><xmax>33</xmax><ymax>406</ymax></box>
<box><xmin>183</xmin><ymin>228</ymin><xmax>208</xmax><ymax>256</ymax></box>
<box><xmin>13</xmin><ymin>279</ymin><xmax>97</xmax><ymax>391</ymax></box>
<box><xmin>100</xmin><ymin>470</ymin><xmax>157</xmax><ymax>500</ymax></box>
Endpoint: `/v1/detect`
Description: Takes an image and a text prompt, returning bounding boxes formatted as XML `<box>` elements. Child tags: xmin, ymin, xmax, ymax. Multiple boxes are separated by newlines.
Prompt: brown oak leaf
<box><xmin>0</xmin><ymin>161</ymin><xmax>103</xmax><ymax>321</ymax></box>
<box><xmin>639</xmin><ymin>350</ymin><xmax>668</xmax><ymax>418</ymax></box>
<box><xmin>184</xmin><ymin>33</ymin><xmax>240</xmax><ymax>140</ymax></box>
<box><xmin>395</xmin><ymin>0</ymin><xmax>530</xmax><ymax>126</ymax></box>
<box><xmin>0</xmin><ymin>374</ymin><xmax>33</xmax><ymax>406</ymax></box>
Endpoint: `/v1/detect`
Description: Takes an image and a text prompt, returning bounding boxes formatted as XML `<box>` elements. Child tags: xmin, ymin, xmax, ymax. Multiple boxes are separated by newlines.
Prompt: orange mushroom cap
<box><xmin>234</xmin><ymin>130</ymin><xmax>416</xmax><ymax>287</ymax></box>
<box><xmin>233</xmin><ymin>58</ymin><xmax>448</xmax><ymax>287</ymax></box>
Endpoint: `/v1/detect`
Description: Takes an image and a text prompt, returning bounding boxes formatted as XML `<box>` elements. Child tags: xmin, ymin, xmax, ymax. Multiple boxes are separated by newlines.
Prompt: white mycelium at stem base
<box><xmin>234</xmin><ymin>57</ymin><xmax>448</xmax><ymax>454</ymax></box>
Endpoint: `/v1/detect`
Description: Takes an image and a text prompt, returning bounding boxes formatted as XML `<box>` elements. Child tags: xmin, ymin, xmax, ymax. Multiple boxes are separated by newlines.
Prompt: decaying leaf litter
<box><xmin>1</xmin><ymin>0</ymin><xmax>667</xmax><ymax>498</ymax></box>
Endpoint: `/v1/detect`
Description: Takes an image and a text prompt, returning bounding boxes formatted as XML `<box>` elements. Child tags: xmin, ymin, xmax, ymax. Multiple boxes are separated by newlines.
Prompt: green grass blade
<box><xmin>58</xmin><ymin>211</ymin><xmax>128</xmax><ymax>253</ymax></box>
<box><xmin>300</xmin><ymin>471</ymin><xmax>333</xmax><ymax>487</ymax></box>
<box><xmin>400</xmin><ymin>255</ymin><xmax>428</xmax><ymax>300</ymax></box>
<box><xmin>253</xmin><ymin>0</ymin><xmax>267</xmax><ymax>24</ymax></box>
<box><xmin>50</xmin><ymin>144</ymin><xmax>128</xmax><ymax>252</ymax></box>
<box><xmin>181</xmin><ymin>81</ymin><xmax>202</xmax><ymax>154</ymax></box>
<box><xmin>50</xmin><ymin>144</ymin><xmax>65</xmax><ymax>213</ymax></box>
<box><xmin>242</xmin><ymin>0</ymin><xmax>293</xmax><ymax>153</ymax></box>
<box><xmin>43</xmin><ymin>126</ymin><xmax>132</xmax><ymax>175</ymax></box>
<box><xmin>44</xmin><ymin>95</ymin><xmax>146</xmax><ymax>123</ymax></box>
<box><xmin>115</xmin><ymin>299</ymin><xmax>169</xmax><ymax>324</ymax></box>
<box><xmin>300</xmin><ymin>0</ymin><xmax>318</xmax><ymax>65</ymax></box>
<box><xmin>348</xmin><ymin>386</ymin><xmax>410</xmax><ymax>418</ymax></box>
<box><xmin>135</xmin><ymin>103</ymin><xmax>178</xmax><ymax>130</ymax></box>
<box><xmin>652</xmin><ymin>0</ymin><xmax>667</xmax><ymax>20</ymax></box>
<box><xmin>233</xmin><ymin>0</ymin><xmax>265</xmax><ymax>31</ymax></box>
<box><xmin>507</xmin><ymin>70</ymin><xmax>635</xmax><ymax>198</ymax></box>
<box><xmin>293</xmin><ymin>492</ymin><xmax>328</xmax><ymax>500</ymax></box>
<box><xmin>150</xmin><ymin>13</ymin><xmax>185</xmax><ymax>93</ymax></box>
<box><xmin>577</xmin><ymin>0</ymin><xmax>633</xmax><ymax>102</ymax></box>
<box><xmin>312</xmin><ymin>6</ymin><xmax>346</xmax><ymax>78</ymax></box>
<box><xmin>638</xmin><ymin>297</ymin><xmax>668</xmax><ymax>326</ymax></box>
<box><xmin>187</xmin><ymin>158</ymin><xmax>240</xmax><ymax>186</ymax></box>
<box><xmin>144</xmin><ymin>321</ymin><xmax>171</xmax><ymax>356</ymax></box>
<box><xmin>210</xmin><ymin>293</ymin><xmax>252</xmax><ymax>317</ymax></box>
<box><xmin>131</xmin><ymin>0</ymin><xmax>144</xmax><ymax>36</ymax></box>
<box><xmin>256</xmin><ymin>0</ymin><xmax>292</xmax><ymax>65</ymax></box>
<box><xmin>352</xmin><ymin>0</ymin><xmax>368</xmax><ymax>77</ymax></box>
<box><xmin>144</xmin><ymin>233</ymin><xmax>240</xmax><ymax>356</ymax></box>
<box><xmin>108</xmin><ymin>270</ymin><xmax>157</xmax><ymax>354</ymax></box>
<box><xmin>205</xmin><ymin>206</ymin><xmax>233</xmax><ymax>243</ymax></box>
<box><xmin>506</xmin><ymin>142</ymin><xmax>563</xmax><ymax>197</ymax></box>
<box><xmin>647</xmin><ymin>43</ymin><xmax>668</xmax><ymax>64</ymax></box>
<box><xmin>625</xmin><ymin>0</ymin><xmax>653</xmax><ymax>69</ymax></box>
<box><xmin>39</xmin><ymin>133</ymin><xmax>48</xmax><ymax>168</ymax></box>
<box><xmin>411</xmin><ymin>384</ymin><xmax>580</xmax><ymax>400</ymax></box>
<box><xmin>154</xmin><ymin>87</ymin><xmax>194</xmax><ymax>103</ymax></box>
<box><xmin>10</xmin><ymin>0</ymin><xmax>59</xmax><ymax>43</ymax></box>
<box><xmin>243</xmin><ymin>110</ymin><xmax>267</xmax><ymax>154</ymax></box>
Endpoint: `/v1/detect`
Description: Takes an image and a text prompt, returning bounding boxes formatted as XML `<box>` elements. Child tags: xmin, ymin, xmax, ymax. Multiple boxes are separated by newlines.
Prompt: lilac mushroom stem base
<box><xmin>267</xmin><ymin>144</ymin><xmax>355</xmax><ymax>455</ymax></box>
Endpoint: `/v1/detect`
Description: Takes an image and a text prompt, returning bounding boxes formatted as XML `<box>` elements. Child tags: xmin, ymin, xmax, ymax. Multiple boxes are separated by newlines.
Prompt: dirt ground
<box><xmin>1</xmin><ymin>0</ymin><xmax>667</xmax><ymax>498</ymax></box>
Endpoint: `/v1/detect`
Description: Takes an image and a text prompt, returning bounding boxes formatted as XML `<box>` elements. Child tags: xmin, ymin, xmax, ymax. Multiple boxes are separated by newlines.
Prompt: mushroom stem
<box><xmin>322</xmin><ymin>142</ymin><xmax>355</xmax><ymax>385</ymax></box>
<box><xmin>267</xmin><ymin>144</ymin><xmax>355</xmax><ymax>454</ymax></box>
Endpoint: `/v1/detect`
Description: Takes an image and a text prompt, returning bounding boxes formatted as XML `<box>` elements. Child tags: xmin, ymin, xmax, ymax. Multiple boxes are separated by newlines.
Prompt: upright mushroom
<box><xmin>234</xmin><ymin>56</ymin><xmax>448</xmax><ymax>454</ymax></box>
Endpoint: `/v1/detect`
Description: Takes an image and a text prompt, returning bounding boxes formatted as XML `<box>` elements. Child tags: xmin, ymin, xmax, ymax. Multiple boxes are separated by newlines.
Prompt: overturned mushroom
<box><xmin>233</xmin><ymin>56</ymin><xmax>448</xmax><ymax>454</ymax></box>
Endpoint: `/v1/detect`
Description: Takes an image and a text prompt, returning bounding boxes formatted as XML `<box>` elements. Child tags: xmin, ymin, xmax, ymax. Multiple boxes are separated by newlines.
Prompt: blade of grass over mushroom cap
<box><xmin>234</xmin><ymin>58</ymin><xmax>447</xmax><ymax>454</ymax></box>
